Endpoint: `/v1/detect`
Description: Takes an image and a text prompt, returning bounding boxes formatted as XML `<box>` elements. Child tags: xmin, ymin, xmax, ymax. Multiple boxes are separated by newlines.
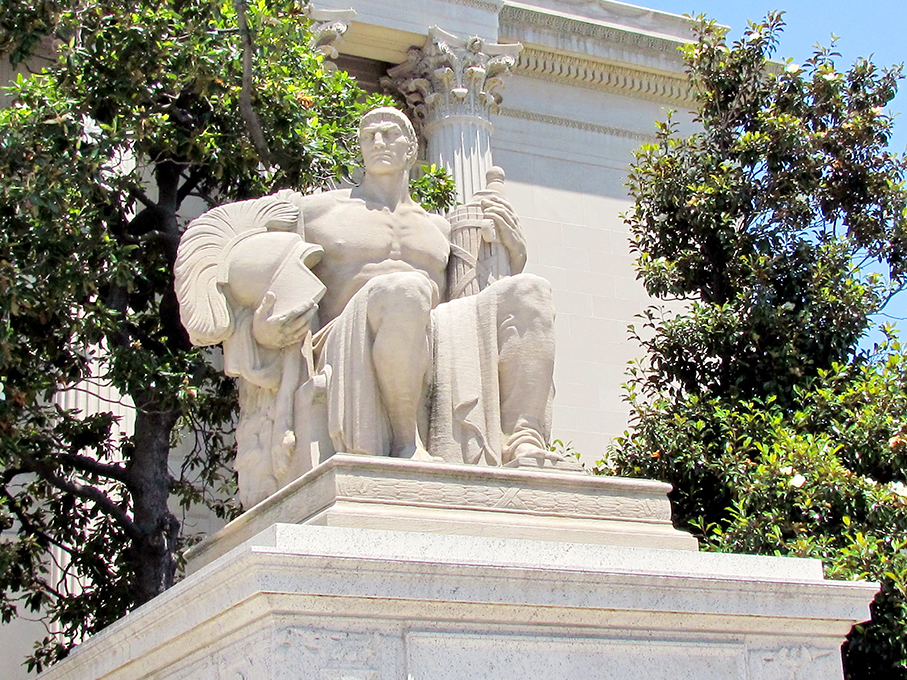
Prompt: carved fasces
<box><xmin>448</xmin><ymin>166</ymin><xmax>512</xmax><ymax>299</ymax></box>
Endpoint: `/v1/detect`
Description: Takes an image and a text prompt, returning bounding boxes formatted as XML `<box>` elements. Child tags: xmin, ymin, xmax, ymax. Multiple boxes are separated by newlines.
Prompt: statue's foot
<box><xmin>502</xmin><ymin>429</ymin><xmax>584</xmax><ymax>473</ymax></box>
<box><xmin>392</xmin><ymin>442</ymin><xmax>444</xmax><ymax>463</ymax></box>
<box><xmin>503</xmin><ymin>444</ymin><xmax>584</xmax><ymax>473</ymax></box>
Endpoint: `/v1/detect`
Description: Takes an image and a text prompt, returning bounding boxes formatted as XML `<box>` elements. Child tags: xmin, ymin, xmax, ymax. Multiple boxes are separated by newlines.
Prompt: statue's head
<box><xmin>359</xmin><ymin>107</ymin><xmax>418</xmax><ymax>172</ymax></box>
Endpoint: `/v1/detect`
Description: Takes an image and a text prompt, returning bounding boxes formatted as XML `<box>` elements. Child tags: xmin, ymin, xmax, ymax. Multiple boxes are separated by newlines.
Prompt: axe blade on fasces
<box><xmin>273</xmin><ymin>328</ymin><xmax>327</xmax><ymax>487</ymax></box>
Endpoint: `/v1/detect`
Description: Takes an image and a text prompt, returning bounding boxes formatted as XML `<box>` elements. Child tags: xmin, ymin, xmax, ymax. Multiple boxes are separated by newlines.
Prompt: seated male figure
<box><xmin>177</xmin><ymin>107</ymin><xmax>572</xmax><ymax>508</ymax></box>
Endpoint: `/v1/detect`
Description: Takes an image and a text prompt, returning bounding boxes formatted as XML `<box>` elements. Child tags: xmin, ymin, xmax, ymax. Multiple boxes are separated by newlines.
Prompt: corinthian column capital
<box><xmin>384</xmin><ymin>26</ymin><xmax>522</xmax><ymax>135</ymax></box>
<box><xmin>382</xmin><ymin>27</ymin><xmax>522</xmax><ymax>203</ymax></box>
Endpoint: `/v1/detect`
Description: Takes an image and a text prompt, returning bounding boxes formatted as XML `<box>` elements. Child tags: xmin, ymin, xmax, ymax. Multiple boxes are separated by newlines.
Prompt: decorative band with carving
<box><xmin>444</xmin><ymin>0</ymin><xmax>501</xmax><ymax>11</ymax></box>
<box><xmin>514</xmin><ymin>47</ymin><xmax>694</xmax><ymax>105</ymax></box>
<box><xmin>500</xmin><ymin>4</ymin><xmax>691</xmax><ymax>55</ymax></box>
<box><xmin>335</xmin><ymin>474</ymin><xmax>670</xmax><ymax>522</ymax></box>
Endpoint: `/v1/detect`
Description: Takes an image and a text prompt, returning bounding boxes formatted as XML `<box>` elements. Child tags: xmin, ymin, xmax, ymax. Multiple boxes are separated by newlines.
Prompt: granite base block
<box><xmin>39</xmin><ymin>523</ymin><xmax>877</xmax><ymax>680</ymax></box>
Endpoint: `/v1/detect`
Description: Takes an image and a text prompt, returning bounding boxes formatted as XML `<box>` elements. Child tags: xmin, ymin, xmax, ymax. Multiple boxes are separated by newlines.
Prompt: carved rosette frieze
<box><xmin>307</xmin><ymin>7</ymin><xmax>356</xmax><ymax>71</ymax></box>
<box><xmin>383</xmin><ymin>26</ymin><xmax>522</xmax><ymax>202</ymax></box>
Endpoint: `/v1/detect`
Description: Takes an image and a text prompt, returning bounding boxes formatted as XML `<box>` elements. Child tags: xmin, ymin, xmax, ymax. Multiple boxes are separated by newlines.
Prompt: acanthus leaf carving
<box><xmin>381</xmin><ymin>27</ymin><xmax>522</xmax><ymax>136</ymax></box>
<box><xmin>306</xmin><ymin>7</ymin><xmax>356</xmax><ymax>70</ymax></box>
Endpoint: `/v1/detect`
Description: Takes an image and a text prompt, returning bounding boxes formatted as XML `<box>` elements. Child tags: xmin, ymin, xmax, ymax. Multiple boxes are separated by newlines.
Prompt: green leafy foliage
<box><xmin>410</xmin><ymin>163</ymin><xmax>457</xmax><ymax>213</ymax></box>
<box><xmin>604</xmin><ymin>12</ymin><xmax>907</xmax><ymax>678</ymax></box>
<box><xmin>603</xmin><ymin>339</ymin><xmax>907</xmax><ymax>676</ymax></box>
<box><xmin>626</xmin><ymin>13</ymin><xmax>906</xmax><ymax>406</ymax></box>
<box><xmin>0</xmin><ymin>0</ymin><xmax>372</xmax><ymax>671</ymax></box>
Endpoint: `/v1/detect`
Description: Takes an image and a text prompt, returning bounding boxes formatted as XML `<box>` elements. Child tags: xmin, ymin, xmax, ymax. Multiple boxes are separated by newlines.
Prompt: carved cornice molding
<box><xmin>515</xmin><ymin>46</ymin><xmax>693</xmax><ymax>105</ymax></box>
<box><xmin>307</xmin><ymin>7</ymin><xmax>356</xmax><ymax>70</ymax></box>
<box><xmin>499</xmin><ymin>2</ymin><xmax>695</xmax><ymax>105</ymax></box>
<box><xmin>500</xmin><ymin>3</ymin><xmax>691</xmax><ymax>56</ymax></box>
<box><xmin>443</xmin><ymin>0</ymin><xmax>501</xmax><ymax>12</ymax></box>
<box><xmin>499</xmin><ymin>107</ymin><xmax>654</xmax><ymax>143</ymax></box>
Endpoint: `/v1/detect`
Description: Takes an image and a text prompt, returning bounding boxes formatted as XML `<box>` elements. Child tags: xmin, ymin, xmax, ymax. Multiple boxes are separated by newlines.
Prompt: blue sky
<box><xmin>633</xmin><ymin>0</ymin><xmax>907</xmax><ymax>345</ymax></box>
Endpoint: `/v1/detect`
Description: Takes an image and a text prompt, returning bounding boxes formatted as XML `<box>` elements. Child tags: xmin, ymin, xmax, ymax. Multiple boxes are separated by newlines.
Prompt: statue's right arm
<box><xmin>247</xmin><ymin>189</ymin><xmax>335</xmax><ymax>350</ymax></box>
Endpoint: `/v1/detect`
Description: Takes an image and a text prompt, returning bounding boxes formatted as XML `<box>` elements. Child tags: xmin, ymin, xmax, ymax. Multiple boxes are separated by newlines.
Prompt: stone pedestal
<box><xmin>39</xmin><ymin>523</ymin><xmax>875</xmax><ymax>680</ymax></box>
<box><xmin>39</xmin><ymin>457</ymin><xmax>876</xmax><ymax>680</ymax></box>
<box><xmin>187</xmin><ymin>453</ymin><xmax>698</xmax><ymax>573</ymax></box>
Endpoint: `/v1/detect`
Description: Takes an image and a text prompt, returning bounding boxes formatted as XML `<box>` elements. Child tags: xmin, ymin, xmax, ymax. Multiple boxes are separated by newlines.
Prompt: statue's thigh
<box><xmin>364</xmin><ymin>272</ymin><xmax>435</xmax><ymax>333</ymax></box>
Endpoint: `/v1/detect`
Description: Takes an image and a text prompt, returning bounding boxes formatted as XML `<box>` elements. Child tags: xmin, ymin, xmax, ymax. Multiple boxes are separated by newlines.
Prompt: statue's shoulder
<box><xmin>422</xmin><ymin>206</ymin><xmax>452</xmax><ymax>241</ymax></box>
<box><xmin>274</xmin><ymin>187</ymin><xmax>352</xmax><ymax>221</ymax></box>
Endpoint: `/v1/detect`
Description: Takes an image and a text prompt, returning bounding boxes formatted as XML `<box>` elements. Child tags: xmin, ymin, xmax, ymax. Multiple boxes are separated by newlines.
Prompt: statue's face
<box><xmin>360</xmin><ymin>120</ymin><xmax>415</xmax><ymax>175</ymax></box>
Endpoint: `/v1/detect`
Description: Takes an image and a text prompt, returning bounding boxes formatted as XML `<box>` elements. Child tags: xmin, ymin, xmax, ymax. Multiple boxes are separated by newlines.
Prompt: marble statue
<box><xmin>175</xmin><ymin>107</ymin><xmax>577</xmax><ymax>508</ymax></box>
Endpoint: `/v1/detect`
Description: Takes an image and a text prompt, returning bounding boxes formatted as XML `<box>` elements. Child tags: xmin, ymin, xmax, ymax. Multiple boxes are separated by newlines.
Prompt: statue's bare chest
<box><xmin>305</xmin><ymin>202</ymin><xmax>449</xmax><ymax>273</ymax></box>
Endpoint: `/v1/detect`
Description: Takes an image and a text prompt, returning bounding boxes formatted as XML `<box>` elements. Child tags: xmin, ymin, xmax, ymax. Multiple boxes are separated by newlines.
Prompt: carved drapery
<box><xmin>383</xmin><ymin>27</ymin><xmax>521</xmax><ymax>204</ymax></box>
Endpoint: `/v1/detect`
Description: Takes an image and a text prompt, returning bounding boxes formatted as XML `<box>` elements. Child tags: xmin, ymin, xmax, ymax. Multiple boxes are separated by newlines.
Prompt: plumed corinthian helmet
<box><xmin>174</xmin><ymin>196</ymin><xmax>323</xmax><ymax>346</ymax></box>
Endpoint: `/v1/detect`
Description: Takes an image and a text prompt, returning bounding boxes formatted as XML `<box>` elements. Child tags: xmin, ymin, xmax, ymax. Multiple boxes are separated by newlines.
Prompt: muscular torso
<box><xmin>297</xmin><ymin>188</ymin><xmax>451</xmax><ymax>324</ymax></box>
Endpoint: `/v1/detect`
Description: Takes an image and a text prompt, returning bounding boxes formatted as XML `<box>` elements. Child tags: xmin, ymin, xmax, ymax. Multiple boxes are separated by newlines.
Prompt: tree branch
<box><xmin>18</xmin><ymin>454</ymin><xmax>142</xmax><ymax>542</ymax></box>
<box><xmin>129</xmin><ymin>187</ymin><xmax>157</xmax><ymax>211</ymax></box>
<box><xmin>879</xmin><ymin>283</ymin><xmax>906</xmax><ymax>311</ymax></box>
<box><xmin>176</xmin><ymin>170</ymin><xmax>203</xmax><ymax>208</ymax></box>
<box><xmin>187</xmin><ymin>190</ymin><xmax>218</xmax><ymax>208</ymax></box>
<box><xmin>59</xmin><ymin>382</ymin><xmax>136</xmax><ymax>409</ymax></box>
<box><xmin>155</xmin><ymin>161</ymin><xmax>181</xmax><ymax>219</ymax></box>
<box><xmin>54</xmin><ymin>451</ymin><xmax>130</xmax><ymax>484</ymax></box>
<box><xmin>1</xmin><ymin>467</ymin><xmax>29</xmax><ymax>485</ymax></box>
<box><xmin>0</xmin><ymin>486</ymin><xmax>74</xmax><ymax>556</ymax></box>
<box><xmin>233</xmin><ymin>0</ymin><xmax>272</xmax><ymax>164</ymax></box>
<box><xmin>122</xmin><ymin>230</ymin><xmax>180</xmax><ymax>247</ymax></box>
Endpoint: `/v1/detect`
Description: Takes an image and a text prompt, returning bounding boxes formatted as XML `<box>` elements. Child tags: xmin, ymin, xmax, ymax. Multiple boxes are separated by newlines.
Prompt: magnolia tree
<box><xmin>602</xmin><ymin>14</ymin><xmax>907</xmax><ymax>678</ymax></box>
<box><xmin>0</xmin><ymin>0</ymin><xmax>384</xmax><ymax>670</ymax></box>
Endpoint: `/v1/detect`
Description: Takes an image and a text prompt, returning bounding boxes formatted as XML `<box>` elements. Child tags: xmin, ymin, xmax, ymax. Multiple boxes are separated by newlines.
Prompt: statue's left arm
<box><xmin>481</xmin><ymin>195</ymin><xmax>527</xmax><ymax>275</ymax></box>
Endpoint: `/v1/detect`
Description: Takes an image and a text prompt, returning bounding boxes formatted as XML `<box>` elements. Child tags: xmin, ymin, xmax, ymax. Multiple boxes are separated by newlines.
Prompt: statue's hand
<box><xmin>481</xmin><ymin>195</ymin><xmax>527</xmax><ymax>274</ymax></box>
<box><xmin>252</xmin><ymin>291</ymin><xmax>318</xmax><ymax>349</ymax></box>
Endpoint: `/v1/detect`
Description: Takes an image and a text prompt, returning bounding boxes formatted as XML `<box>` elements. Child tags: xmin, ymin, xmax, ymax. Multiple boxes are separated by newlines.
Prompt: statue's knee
<box><xmin>499</xmin><ymin>273</ymin><xmax>555</xmax><ymax>322</ymax></box>
<box><xmin>367</xmin><ymin>272</ymin><xmax>434</xmax><ymax>327</ymax></box>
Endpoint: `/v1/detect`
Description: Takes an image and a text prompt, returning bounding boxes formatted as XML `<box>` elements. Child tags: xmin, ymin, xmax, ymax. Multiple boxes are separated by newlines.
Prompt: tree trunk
<box><xmin>128</xmin><ymin>405</ymin><xmax>180</xmax><ymax>607</ymax></box>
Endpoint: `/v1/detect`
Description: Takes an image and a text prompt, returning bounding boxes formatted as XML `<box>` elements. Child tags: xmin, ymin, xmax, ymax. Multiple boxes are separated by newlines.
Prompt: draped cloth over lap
<box><xmin>429</xmin><ymin>289</ymin><xmax>504</xmax><ymax>465</ymax></box>
<box><xmin>313</xmin><ymin>279</ymin><xmax>392</xmax><ymax>458</ymax></box>
<box><xmin>313</xmin><ymin>277</ymin><xmax>551</xmax><ymax>465</ymax></box>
